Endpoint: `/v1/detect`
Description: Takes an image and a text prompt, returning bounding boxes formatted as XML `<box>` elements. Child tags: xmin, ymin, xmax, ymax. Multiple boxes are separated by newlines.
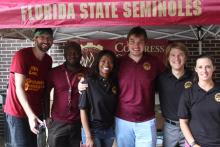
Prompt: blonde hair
<box><xmin>165</xmin><ymin>42</ymin><xmax>188</xmax><ymax>68</ymax></box>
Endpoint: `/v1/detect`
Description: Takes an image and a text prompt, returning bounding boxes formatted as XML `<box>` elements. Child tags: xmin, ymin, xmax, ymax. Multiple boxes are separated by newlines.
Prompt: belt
<box><xmin>165</xmin><ymin>119</ymin><xmax>179</xmax><ymax>126</ymax></box>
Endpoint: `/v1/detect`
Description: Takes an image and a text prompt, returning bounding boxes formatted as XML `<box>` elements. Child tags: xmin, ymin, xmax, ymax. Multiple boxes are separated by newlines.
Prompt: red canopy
<box><xmin>0</xmin><ymin>0</ymin><xmax>220</xmax><ymax>28</ymax></box>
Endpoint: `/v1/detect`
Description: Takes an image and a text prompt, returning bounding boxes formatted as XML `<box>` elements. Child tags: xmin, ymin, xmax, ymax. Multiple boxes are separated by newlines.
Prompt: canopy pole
<box><xmin>198</xmin><ymin>40</ymin><xmax>202</xmax><ymax>55</ymax></box>
<box><xmin>197</xmin><ymin>26</ymin><xmax>202</xmax><ymax>55</ymax></box>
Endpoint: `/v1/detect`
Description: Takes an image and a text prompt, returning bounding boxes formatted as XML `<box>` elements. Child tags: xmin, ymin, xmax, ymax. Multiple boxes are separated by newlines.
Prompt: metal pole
<box><xmin>197</xmin><ymin>26</ymin><xmax>202</xmax><ymax>55</ymax></box>
<box><xmin>198</xmin><ymin>40</ymin><xmax>202</xmax><ymax>55</ymax></box>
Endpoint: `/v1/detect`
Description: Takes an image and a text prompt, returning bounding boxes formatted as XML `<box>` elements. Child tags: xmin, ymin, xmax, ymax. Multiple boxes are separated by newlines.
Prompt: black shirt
<box><xmin>157</xmin><ymin>68</ymin><xmax>193</xmax><ymax>121</ymax></box>
<box><xmin>178</xmin><ymin>84</ymin><xmax>220</xmax><ymax>147</ymax></box>
<box><xmin>79</xmin><ymin>75</ymin><xmax>118</xmax><ymax>130</ymax></box>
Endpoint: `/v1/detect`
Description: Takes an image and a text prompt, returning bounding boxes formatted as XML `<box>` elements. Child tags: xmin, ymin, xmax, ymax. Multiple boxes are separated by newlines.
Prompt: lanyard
<box><xmin>65</xmin><ymin>70</ymin><xmax>78</xmax><ymax>112</ymax></box>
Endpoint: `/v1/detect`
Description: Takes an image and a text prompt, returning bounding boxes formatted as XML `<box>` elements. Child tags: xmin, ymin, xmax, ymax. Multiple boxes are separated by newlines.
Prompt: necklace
<box><xmin>65</xmin><ymin>70</ymin><xmax>78</xmax><ymax>113</ymax></box>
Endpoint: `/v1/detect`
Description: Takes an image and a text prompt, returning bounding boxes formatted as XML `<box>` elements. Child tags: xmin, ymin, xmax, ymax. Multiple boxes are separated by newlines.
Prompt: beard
<box><xmin>36</xmin><ymin>42</ymin><xmax>51</xmax><ymax>52</ymax></box>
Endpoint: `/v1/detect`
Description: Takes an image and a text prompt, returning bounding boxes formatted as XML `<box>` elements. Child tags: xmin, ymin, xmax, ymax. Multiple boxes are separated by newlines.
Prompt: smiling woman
<box><xmin>98</xmin><ymin>54</ymin><xmax>114</xmax><ymax>79</ymax></box>
<box><xmin>79</xmin><ymin>50</ymin><xmax>119</xmax><ymax>147</ymax></box>
<box><xmin>178</xmin><ymin>54</ymin><xmax>220</xmax><ymax>147</ymax></box>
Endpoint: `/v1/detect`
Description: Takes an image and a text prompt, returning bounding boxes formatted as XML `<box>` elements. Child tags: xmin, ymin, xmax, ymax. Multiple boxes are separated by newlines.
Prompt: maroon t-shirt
<box><xmin>48</xmin><ymin>64</ymin><xmax>88</xmax><ymax>124</ymax></box>
<box><xmin>116</xmin><ymin>54</ymin><xmax>163</xmax><ymax>122</ymax></box>
<box><xmin>4</xmin><ymin>47</ymin><xmax>52</xmax><ymax>117</ymax></box>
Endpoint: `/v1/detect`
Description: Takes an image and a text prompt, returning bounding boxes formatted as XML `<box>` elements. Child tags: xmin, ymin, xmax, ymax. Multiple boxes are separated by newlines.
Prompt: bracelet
<box><xmin>190</xmin><ymin>140</ymin><xmax>196</xmax><ymax>147</ymax></box>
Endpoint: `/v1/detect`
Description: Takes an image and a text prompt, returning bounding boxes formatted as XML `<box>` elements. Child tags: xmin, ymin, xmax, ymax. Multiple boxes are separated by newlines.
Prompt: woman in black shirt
<box><xmin>79</xmin><ymin>50</ymin><xmax>119</xmax><ymax>147</ymax></box>
<box><xmin>178</xmin><ymin>54</ymin><xmax>220</xmax><ymax>147</ymax></box>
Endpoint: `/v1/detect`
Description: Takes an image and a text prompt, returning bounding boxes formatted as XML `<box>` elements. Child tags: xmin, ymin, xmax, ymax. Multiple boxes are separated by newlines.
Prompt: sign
<box><xmin>0</xmin><ymin>0</ymin><xmax>220</xmax><ymax>28</ymax></box>
<box><xmin>73</xmin><ymin>39</ymin><xmax>168</xmax><ymax>67</ymax></box>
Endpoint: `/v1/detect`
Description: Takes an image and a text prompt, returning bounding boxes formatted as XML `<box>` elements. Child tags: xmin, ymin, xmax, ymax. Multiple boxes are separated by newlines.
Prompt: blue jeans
<box><xmin>5</xmin><ymin>114</ymin><xmax>37</xmax><ymax>147</ymax></box>
<box><xmin>81</xmin><ymin>126</ymin><xmax>115</xmax><ymax>147</ymax></box>
<box><xmin>115</xmin><ymin>117</ymin><xmax>157</xmax><ymax>147</ymax></box>
<box><xmin>163</xmin><ymin>121</ymin><xmax>185</xmax><ymax>147</ymax></box>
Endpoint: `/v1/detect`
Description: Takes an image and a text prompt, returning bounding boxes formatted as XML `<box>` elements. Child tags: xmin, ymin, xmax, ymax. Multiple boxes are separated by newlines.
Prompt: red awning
<box><xmin>0</xmin><ymin>0</ymin><xmax>220</xmax><ymax>28</ymax></box>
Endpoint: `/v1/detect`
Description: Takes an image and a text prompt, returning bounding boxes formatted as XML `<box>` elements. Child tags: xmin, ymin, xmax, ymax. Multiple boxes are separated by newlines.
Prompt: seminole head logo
<box><xmin>143</xmin><ymin>62</ymin><xmax>151</xmax><ymax>71</ymax></box>
<box><xmin>81</xmin><ymin>42</ymin><xmax>103</xmax><ymax>67</ymax></box>
<box><xmin>214</xmin><ymin>93</ymin><xmax>220</xmax><ymax>102</ymax></box>
<box><xmin>112</xmin><ymin>86</ymin><xmax>117</xmax><ymax>95</ymax></box>
<box><xmin>184</xmin><ymin>81</ymin><xmax>192</xmax><ymax>89</ymax></box>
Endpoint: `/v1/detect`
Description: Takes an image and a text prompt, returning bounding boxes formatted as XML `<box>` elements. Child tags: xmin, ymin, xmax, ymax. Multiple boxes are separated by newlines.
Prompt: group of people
<box><xmin>3</xmin><ymin>26</ymin><xmax>220</xmax><ymax>147</ymax></box>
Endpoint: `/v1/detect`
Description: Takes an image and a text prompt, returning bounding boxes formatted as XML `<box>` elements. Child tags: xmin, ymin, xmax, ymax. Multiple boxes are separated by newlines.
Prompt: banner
<box><xmin>73</xmin><ymin>39</ymin><xmax>169</xmax><ymax>67</ymax></box>
<box><xmin>0</xmin><ymin>0</ymin><xmax>220</xmax><ymax>28</ymax></box>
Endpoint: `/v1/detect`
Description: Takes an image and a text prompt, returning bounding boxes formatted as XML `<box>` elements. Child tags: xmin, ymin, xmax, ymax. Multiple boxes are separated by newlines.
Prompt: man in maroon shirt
<box><xmin>4</xmin><ymin>28</ymin><xmax>53</xmax><ymax>147</ymax></box>
<box><xmin>115</xmin><ymin>27</ymin><xmax>163</xmax><ymax>147</ymax></box>
<box><xmin>78</xmin><ymin>27</ymin><xmax>163</xmax><ymax>147</ymax></box>
<box><xmin>46</xmin><ymin>42</ymin><xmax>87</xmax><ymax>147</ymax></box>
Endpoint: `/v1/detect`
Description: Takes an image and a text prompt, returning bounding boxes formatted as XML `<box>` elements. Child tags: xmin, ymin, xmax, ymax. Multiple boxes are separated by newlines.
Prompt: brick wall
<box><xmin>1</xmin><ymin>38</ymin><xmax>220</xmax><ymax>91</ymax></box>
<box><xmin>0</xmin><ymin>38</ymin><xmax>64</xmax><ymax>91</ymax></box>
<box><xmin>183</xmin><ymin>40</ymin><xmax>220</xmax><ymax>83</ymax></box>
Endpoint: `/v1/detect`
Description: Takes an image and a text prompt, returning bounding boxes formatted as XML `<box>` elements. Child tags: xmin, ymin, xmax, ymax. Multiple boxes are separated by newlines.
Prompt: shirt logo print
<box><xmin>184</xmin><ymin>81</ymin><xmax>192</xmax><ymax>89</ymax></box>
<box><xmin>214</xmin><ymin>93</ymin><xmax>220</xmax><ymax>102</ymax></box>
<box><xmin>143</xmin><ymin>62</ymin><xmax>151</xmax><ymax>71</ymax></box>
<box><xmin>24</xmin><ymin>78</ymin><xmax>44</xmax><ymax>91</ymax></box>
<box><xmin>112</xmin><ymin>86</ymin><xmax>117</xmax><ymax>95</ymax></box>
<box><xmin>29</xmin><ymin>66</ymin><xmax>38</xmax><ymax>76</ymax></box>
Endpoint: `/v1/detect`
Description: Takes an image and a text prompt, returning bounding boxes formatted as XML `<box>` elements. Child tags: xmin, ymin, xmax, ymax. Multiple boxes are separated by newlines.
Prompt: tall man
<box><xmin>4</xmin><ymin>28</ymin><xmax>53</xmax><ymax>147</ymax></box>
<box><xmin>157</xmin><ymin>42</ymin><xmax>193</xmax><ymax>147</ymax></box>
<box><xmin>115</xmin><ymin>27</ymin><xmax>163</xmax><ymax>147</ymax></box>
<box><xmin>47</xmin><ymin>42</ymin><xmax>88</xmax><ymax>147</ymax></box>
